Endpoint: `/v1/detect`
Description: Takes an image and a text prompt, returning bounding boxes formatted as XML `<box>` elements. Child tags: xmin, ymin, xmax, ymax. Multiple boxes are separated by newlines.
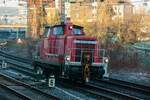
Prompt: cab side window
<box><xmin>53</xmin><ymin>26</ymin><xmax>64</xmax><ymax>35</ymax></box>
<box><xmin>44</xmin><ymin>27</ymin><xmax>51</xmax><ymax>37</ymax></box>
<box><xmin>73</xmin><ymin>28</ymin><xmax>82</xmax><ymax>35</ymax></box>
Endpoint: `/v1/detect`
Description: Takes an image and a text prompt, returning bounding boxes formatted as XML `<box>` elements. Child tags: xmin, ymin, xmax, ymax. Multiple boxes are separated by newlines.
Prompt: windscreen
<box><xmin>73</xmin><ymin>28</ymin><xmax>82</xmax><ymax>35</ymax></box>
<box><xmin>53</xmin><ymin>26</ymin><xmax>64</xmax><ymax>35</ymax></box>
<box><xmin>72</xmin><ymin>25</ymin><xmax>83</xmax><ymax>35</ymax></box>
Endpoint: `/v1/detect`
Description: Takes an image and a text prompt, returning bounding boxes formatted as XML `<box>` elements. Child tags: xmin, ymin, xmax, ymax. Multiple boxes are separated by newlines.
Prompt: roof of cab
<box><xmin>52</xmin><ymin>24</ymin><xmax>83</xmax><ymax>29</ymax></box>
<box><xmin>45</xmin><ymin>25</ymin><xmax>51</xmax><ymax>28</ymax></box>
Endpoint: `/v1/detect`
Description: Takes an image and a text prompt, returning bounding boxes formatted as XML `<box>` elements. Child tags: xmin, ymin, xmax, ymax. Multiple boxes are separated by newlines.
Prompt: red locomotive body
<box><xmin>33</xmin><ymin>20</ymin><xmax>109</xmax><ymax>82</ymax></box>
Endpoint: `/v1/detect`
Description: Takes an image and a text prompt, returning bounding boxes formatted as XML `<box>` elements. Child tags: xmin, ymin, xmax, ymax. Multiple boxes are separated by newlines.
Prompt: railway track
<box><xmin>0</xmin><ymin>83</ymin><xmax>31</xmax><ymax>100</ymax></box>
<box><xmin>84</xmin><ymin>82</ymin><xmax>139</xmax><ymax>100</ymax></box>
<box><xmin>58</xmin><ymin>79</ymin><xmax>112</xmax><ymax>100</ymax></box>
<box><xmin>0</xmin><ymin>50</ymin><xmax>32</xmax><ymax>64</ymax></box>
<box><xmin>0</xmin><ymin>58</ymin><xmax>37</xmax><ymax>78</ymax></box>
<box><xmin>93</xmin><ymin>78</ymin><xmax>150</xmax><ymax>99</ymax></box>
<box><xmin>1</xmin><ymin>50</ymin><xmax>150</xmax><ymax>99</ymax></box>
<box><xmin>0</xmin><ymin>73</ymin><xmax>59</xmax><ymax>100</ymax></box>
<box><xmin>0</xmin><ymin>50</ymin><xmax>37</xmax><ymax>78</ymax></box>
<box><xmin>105</xmin><ymin>77</ymin><xmax>150</xmax><ymax>93</ymax></box>
<box><xmin>59</xmin><ymin>79</ymin><xmax>139</xmax><ymax>100</ymax></box>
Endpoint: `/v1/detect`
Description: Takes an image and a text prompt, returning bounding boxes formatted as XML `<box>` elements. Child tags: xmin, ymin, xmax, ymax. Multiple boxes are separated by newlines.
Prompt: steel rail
<box><xmin>75</xmin><ymin>86</ymin><xmax>113</xmax><ymax>100</ymax></box>
<box><xmin>0</xmin><ymin>58</ymin><xmax>37</xmax><ymax>78</ymax></box>
<box><xmin>0</xmin><ymin>58</ymin><xmax>33</xmax><ymax>70</ymax></box>
<box><xmin>85</xmin><ymin>82</ymin><xmax>140</xmax><ymax>100</ymax></box>
<box><xmin>0</xmin><ymin>73</ymin><xmax>59</xmax><ymax>100</ymax></box>
<box><xmin>0</xmin><ymin>50</ymin><xmax>32</xmax><ymax>64</ymax></box>
<box><xmin>57</xmin><ymin>79</ymin><xmax>112</xmax><ymax>100</ymax></box>
<box><xmin>103</xmin><ymin>77</ymin><xmax>150</xmax><ymax>93</ymax></box>
<box><xmin>1</xmin><ymin>50</ymin><xmax>149</xmax><ymax>99</ymax></box>
<box><xmin>0</xmin><ymin>51</ymin><xmax>37</xmax><ymax>78</ymax></box>
<box><xmin>0</xmin><ymin>83</ymin><xmax>31</xmax><ymax>100</ymax></box>
<box><xmin>94</xmin><ymin>78</ymin><xmax>150</xmax><ymax>99</ymax></box>
<box><xmin>9</xmin><ymin>66</ymin><xmax>37</xmax><ymax>78</ymax></box>
<box><xmin>59</xmin><ymin>79</ymin><xmax>139</xmax><ymax>100</ymax></box>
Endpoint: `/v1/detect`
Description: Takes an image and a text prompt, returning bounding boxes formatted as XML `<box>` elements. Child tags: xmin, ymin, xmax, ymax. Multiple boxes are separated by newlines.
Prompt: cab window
<box><xmin>72</xmin><ymin>25</ymin><xmax>83</xmax><ymax>35</ymax></box>
<box><xmin>73</xmin><ymin>28</ymin><xmax>82</xmax><ymax>35</ymax></box>
<box><xmin>53</xmin><ymin>26</ymin><xmax>64</xmax><ymax>35</ymax></box>
<box><xmin>43</xmin><ymin>27</ymin><xmax>50</xmax><ymax>37</ymax></box>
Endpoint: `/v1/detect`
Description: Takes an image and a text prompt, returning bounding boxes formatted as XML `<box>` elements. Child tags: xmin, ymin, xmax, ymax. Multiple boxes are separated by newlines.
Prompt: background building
<box><xmin>0</xmin><ymin>0</ymin><xmax>27</xmax><ymax>27</ymax></box>
<box><xmin>112</xmin><ymin>2</ymin><xmax>133</xmax><ymax>23</ymax></box>
<box><xmin>0</xmin><ymin>0</ymin><xmax>27</xmax><ymax>39</ymax></box>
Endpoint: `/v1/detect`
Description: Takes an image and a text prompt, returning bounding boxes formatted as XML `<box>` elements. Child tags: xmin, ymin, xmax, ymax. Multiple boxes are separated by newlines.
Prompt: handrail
<box><xmin>66</xmin><ymin>48</ymin><xmax>106</xmax><ymax>63</ymax></box>
<box><xmin>133</xmin><ymin>45</ymin><xmax>150</xmax><ymax>52</ymax></box>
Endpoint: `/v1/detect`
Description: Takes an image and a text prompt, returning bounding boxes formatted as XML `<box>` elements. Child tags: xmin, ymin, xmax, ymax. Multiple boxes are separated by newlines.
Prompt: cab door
<box><xmin>41</xmin><ymin>26</ymin><xmax>51</xmax><ymax>59</ymax></box>
<box><xmin>44</xmin><ymin>26</ymin><xmax>64</xmax><ymax>61</ymax></box>
<box><xmin>50</xmin><ymin>25</ymin><xmax>64</xmax><ymax>61</ymax></box>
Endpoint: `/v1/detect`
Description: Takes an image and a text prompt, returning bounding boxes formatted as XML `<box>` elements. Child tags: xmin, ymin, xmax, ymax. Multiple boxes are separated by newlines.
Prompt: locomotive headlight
<box><xmin>69</xmin><ymin>26</ymin><xmax>73</xmax><ymax>30</ymax></box>
<box><xmin>104</xmin><ymin>58</ymin><xmax>109</xmax><ymax>63</ymax></box>
<box><xmin>66</xmin><ymin>55</ymin><xmax>71</xmax><ymax>61</ymax></box>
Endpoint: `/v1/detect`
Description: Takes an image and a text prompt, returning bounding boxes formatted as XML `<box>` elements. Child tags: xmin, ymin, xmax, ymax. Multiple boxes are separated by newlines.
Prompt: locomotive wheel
<box><xmin>35</xmin><ymin>66</ymin><xmax>43</xmax><ymax>75</ymax></box>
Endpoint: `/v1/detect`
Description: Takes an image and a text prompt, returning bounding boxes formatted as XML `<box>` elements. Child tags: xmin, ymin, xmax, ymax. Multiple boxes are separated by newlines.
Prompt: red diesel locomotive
<box><xmin>33</xmin><ymin>20</ymin><xmax>109</xmax><ymax>82</ymax></box>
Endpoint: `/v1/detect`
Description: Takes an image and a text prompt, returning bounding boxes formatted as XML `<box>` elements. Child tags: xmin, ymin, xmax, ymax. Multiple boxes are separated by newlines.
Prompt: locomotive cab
<box><xmin>33</xmin><ymin>20</ymin><xmax>109</xmax><ymax>83</ymax></box>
